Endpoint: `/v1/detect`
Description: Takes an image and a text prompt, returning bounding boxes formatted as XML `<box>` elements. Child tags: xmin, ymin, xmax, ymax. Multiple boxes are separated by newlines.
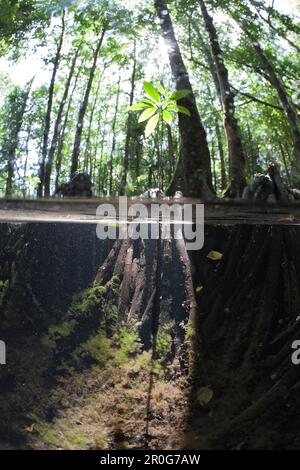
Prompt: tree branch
<box><xmin>232</xmin><ymin>86</ymin><xmax>283</xmax><ymax>111</ymax></box>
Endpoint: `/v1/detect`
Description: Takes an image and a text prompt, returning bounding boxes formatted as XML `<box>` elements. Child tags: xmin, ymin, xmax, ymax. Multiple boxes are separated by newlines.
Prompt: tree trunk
<box><xmin>44</xmin><ymin>45</ymin><xmax>79</xmax><ymax>197</ymax></box>
<box><xmin>167</xmin><ymin>125</ymin><xmax>175</xmax><ymax>181</ymax></box>
<box><xmin>215</xmin><ymin>119</ymin><xmax>227</xmax><ymax>190</ymax></box>
<box><xmin>120</xmin><ymin>41</ymin><xmax>137</xmax><ymax>195</ymax></box>
<box><xmin>198</xmin><ymin>0</ymin><xmax>246</xmax><ymax>197</ymax></box>
<box><xmin>83</xmin><ymin>80</ymin><xmax>101</xmax><ymax>174</ymax></box>
<box><xmin>96</xmin><ymin>106</ymin><xmax>109</xmax><ymax>195</ymax></box>
<box><xmin>148</xmin><ymin>152</ymin><xmax>154</xmax><ymax>188</ymax></box>
<box><xmin>276</xmin><ymin>132</ymin><xmax>292</xmax><ymax>185</ymax></box>
<box><xmin>83</xmin><ymin>66</ymin><xmax>107</xmax><ymax>174</ymax></box>
<box><xmin>5</xmin><ymin>82</ymin><xmax>32</xmax><ymax>197</ymax></box>
<box><xmin>23</xmin><ymin>122</ymin><xmax>32</xmax><ymax>196</ymax></box>
<box><xmin>211</xmin><ymin>140</ymin><xmax>217</xmax><ymax>190</ymax></box>
<box><xmin>191</xmin><ymin>224</ymin><xmax>300</xmax><ymax>449</ymax></box>
<box><xmin>191</xmin><ymin>19</ymin><xmax>221</xmax><ymax>103</ymax></box>
<box><xmin>91</xmin><ymin>123</ymin><xmax>100</xmax><ymax>185</ymax></box>
<box><xmin>155</xmin><ymin>0</ymin><xmax>213</xmax><ymax>198</ymax></box>
<box><xmin>108</xmin><ymin>76</ymin><xmax>121</xmax><ymax>196</ymax></box>
<box><xmin>37</xmin><ymin>11</ymin><xmax>65</xmax><ymax>197</ymax></box>
<box><xmin>70</xmin><ymin>29</ymin><xmax>105</xmax><ymax>177</ymax></box>
<box><xmin>242</xmin><ymin>26</ymin><xmax>300</xmax><ymax>170</ymax></box>
<box><xmin>157</xmin><ymin>119</ymin><xmax>164</xmax><ymax>192</ymax></box>
<box><xmin>54</xmin><ymin>66</ymin><xmax>81</xmax><ymax>191</ymax></box>
<box><xmin>135</xmin><ymin>135</ymin><xmax>143</xmax><ymax>182</ymax></box>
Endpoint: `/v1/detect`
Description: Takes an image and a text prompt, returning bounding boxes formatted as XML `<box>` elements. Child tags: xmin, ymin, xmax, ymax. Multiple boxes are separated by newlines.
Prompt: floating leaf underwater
<box><xmin>207</xmin><ymin>250</ymin><xmax>223</xmax><ymax>261</ymax></box>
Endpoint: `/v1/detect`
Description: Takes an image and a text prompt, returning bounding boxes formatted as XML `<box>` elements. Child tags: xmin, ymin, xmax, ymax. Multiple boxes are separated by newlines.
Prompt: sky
<box><xmin>0</xmin><ymin>0</ymin><xmax>298</xmax><ymax>89</ymax></box>
<box><xmin>278</xmin><ymin>0</ymin><xmax>300</xmax><ymax>13</ymax></box>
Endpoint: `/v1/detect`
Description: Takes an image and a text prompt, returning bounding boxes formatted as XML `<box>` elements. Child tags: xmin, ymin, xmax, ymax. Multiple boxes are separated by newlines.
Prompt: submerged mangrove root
<box><xmin>192</xmin><ymin>225</ymin><xmax>300</xmax><ymax>449</ymax></box>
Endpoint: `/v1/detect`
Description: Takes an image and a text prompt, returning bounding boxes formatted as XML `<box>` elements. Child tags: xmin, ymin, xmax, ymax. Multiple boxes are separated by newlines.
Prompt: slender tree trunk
<box><xmin>190</xmin><ymin>19</ymin><xmax>221</xmax><ymax>103</ymax></box>
<box><xmin>108</xmin><ymin>76</ymin><xmax>121</xmax><ymax>195</ymax></box>
<box><xmin>156</xmin><ymin>119</ymin><xmax>164</xmax><ymax>192</ymax></box>
<box><xmin>83</xmin><ymin>78</ymin><xmax>101</xmax><ymax>173</ymax></box>
<box><xmin>135</xmin><ymin>135</ymin><xmax>143</xmax><ymax>181</ymax></box>
<box><xmin>207</xmin><ymin>84</ymin><xmax>227</xmax><ymax>190</ymax></box>
<box><xmin>211</xmin><ymin>140</ymin><xmax>217</xmax><ymax>190</ymax></box>
<box><xmin>215</xmin><ymin>119</ymin><xmax>227</xmax><ymax>190</ymax></box>
<box><xmin>276</xmin><ymin>132</ymin><xmax>292</xmax><ymax>185</ymax></box>
<box><xmin>55</xmin><ymin>65</ymin><xmax>82</xmax><ymax>190</ymax></box>
<box><xmin>167</xmin><ymin>125</ymin><xmax>175</xmax><ymax>181</ymax></box>
<box><xmin>6</xmin><ymin>143</ymin><xmax>18</xmax><ymax>197</ymax></box>
<box><xmin>23</xmin><ymin>122</ymin><xmax>32</xmax><ymax>195</ymax></box>
<box><xmin>242</xmin><ymin>26</ymin><xmax>300</xmax><ymax>169</ymax></box>
<box><xmin>246</xmin><ymin>122</ymin><xmax>255</xmax><ymax>177</ymax></box>
<box><xmin>155</xmin><ymin>0</ymin><xmax>213</xmax><ymax>197</ymax></box>
<box><xmin>96</xmin><ymin>107</ymin><xmax>108</xmax><ymax>195</ymax></box>
<box><xmin>198</xmin><ymin>0</ymin><xmax>246</xmax><ymax>197</ymax></box>
<box><xmin>93</xmin><ymin>113</ymin><xmax>105</xmax><ymax>191</ymax></box>
<box><xmin>5</xmin><ymin>82</ymin><xmax>32</xmax><ymax>197</ymax></box>
<box><xmin>120</xmin><ymin>41</ymin><xmax>137</xmax><ymax>195</ymax></box>
<box><xmin>83</xmin><ymin>66</ymin><xmax>107</xmax><ymax>173</ymax></box>
<box><xmin>44</xmin><ymin>45</ymin><xmax>79</xmax><ymax>196</ymax></box>
<box><xmin>148</xmin><ymin>153</ymin><xmax>154</xmax><ymax>188</ymax></box>
<box><xmin>70</xmin><ymin>29</ymin><xmax>105</xmax><ymax>177</ymax></box>
<box><xmin>37</xmin><ymin>11</ymin><xmax>65</xmax><ymax>197</ymax></box>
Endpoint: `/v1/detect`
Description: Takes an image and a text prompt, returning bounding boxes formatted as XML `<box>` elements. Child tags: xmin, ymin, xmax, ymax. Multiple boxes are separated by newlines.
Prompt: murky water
<box><xmin>1</xmin><ymin>222</ymin><xmax>300</xmax><ymax>450</ymax></box>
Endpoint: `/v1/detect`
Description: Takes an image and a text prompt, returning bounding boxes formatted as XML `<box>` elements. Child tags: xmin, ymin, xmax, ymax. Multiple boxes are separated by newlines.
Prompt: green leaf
<box><xmin>162</xmin><ymin>98</ymin><xmax>174</xmax><ymax>108</ymax></box>
<box><xmin>128</xmin><ymin>103</ymin><xmax>149</xmax><ymax>111</ymax></box>
<box><xmin>156</xmin><ymin>83</ymin><xmax>165</xmax><ymax>95</ymax></box>
<box><xmin>145</xmin><ymin>114</ymin><xmax>160</xmax><ymax>137</ymax></box>
<box><xmin>143</xmin><ymin>82</ymin><xmax>161</xmax><ymax>103</ymax></box>
<box><xmin>163</xmin><ymin>110</ymin><xmax>173</xmax><ymax>125</ymax></box>
<box><xmin>140</xmin><ymin>98</ymin><xmax>157</xmax><ymax>108</ymax></box>
<box><xmin>138</xmin><ymin>108</ymin><xmax>157</xmax><ymax>123</ymax></box>
<box><xmin>166</xmin><ymin>104</ymin><xmax>178</xmax><ymax>111</ymax></box>
<box><xmin>177</xmin><ymin>105</ymin><xmax>191</xmax><ymax>117</ymax></box>
<box><xmin>165</xmin><ymin>104</ymin><xmax>191</xmax><ymax>116</ymax></box>
<box><xmin>170</xmin><ymin>89</ymin><xmax>192</xmax><ymax>101</ymax></box>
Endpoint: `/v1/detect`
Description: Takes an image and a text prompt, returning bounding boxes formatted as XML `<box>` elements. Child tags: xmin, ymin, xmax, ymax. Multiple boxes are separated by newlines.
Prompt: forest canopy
<box><xmin>0</xmin><ymin>0</ymin><xmax>299</xmax><ymax>198</ymax></box>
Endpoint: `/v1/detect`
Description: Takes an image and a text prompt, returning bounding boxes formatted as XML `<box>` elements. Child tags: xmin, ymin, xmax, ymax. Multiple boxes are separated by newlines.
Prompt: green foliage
<box><xmin>42</xmin><ymin>319</ymin><xmax>78</xmax><ymax>349</ymax></box>
<box><xmin>180</xmin><ymin>319</ymin><xmax>195</xmax><ymax>344</ymax></box>
<box><xmin>129</xmin><ymin>81</ymin><xmax>191</xmax><ymax>137</ymax></box>
<box><xmin>0</xmin><ymin>0</ymin><xmax>299</xmax><ymax>197</ymax></box>
<box><xmin>35</xmin><ymin>426</ymin><xmax>61</xmax><ymax>447</ymax></box>
<box><xmin>79</xmin><ymin>284</ymin><xmax>106</xmax><ymax>315</ymax></box>
<box><xmin>113</xmin><ymin>326</ymin><xmax>141</xmax><ymax>365</ymax></box>
<box><xmin>72</xmin><ymin>329</ymin><xmax>112</xmax><ymax>366</ymax></box>
<box><xmin>35</xmin><ymin>422</ymin><xmax>91</xmax><ymax>449</ymax></box>
<box><xmin>110</xmin><ymin>275</ymin><xmax>121</xmax><ymax>293</ymax></box>
<box><xmin>0</xmin><ymin>0</ymin><xmax>50</xmax><ymax>55</ymax></box>
<box><xmin>153</xmin><ymin>324</ymin><xmax>173</xmax><ymax>377</ymax></box>
<box><xmin>103</xmin><ymin>304</ymin><xmax>118</xmax><ymax>328</ymax></box>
